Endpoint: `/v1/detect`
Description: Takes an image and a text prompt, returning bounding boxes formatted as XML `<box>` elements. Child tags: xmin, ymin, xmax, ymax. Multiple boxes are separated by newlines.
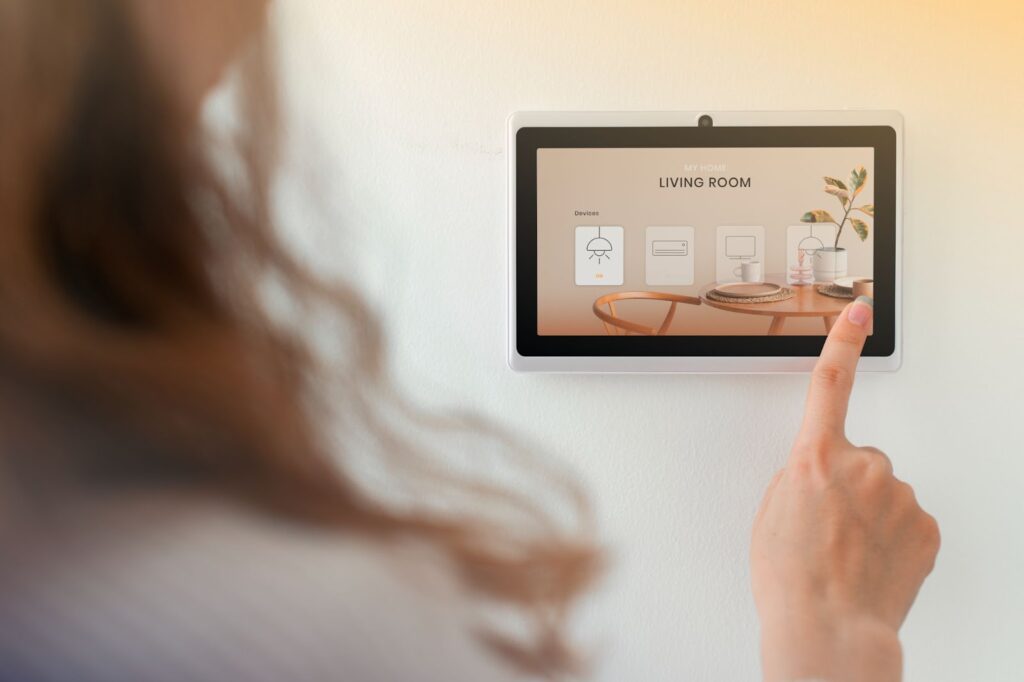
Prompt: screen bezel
<box><xmin>513</xmin><ymin>120</ymin><xmax>898</xmax><ymax>364</ymax></box>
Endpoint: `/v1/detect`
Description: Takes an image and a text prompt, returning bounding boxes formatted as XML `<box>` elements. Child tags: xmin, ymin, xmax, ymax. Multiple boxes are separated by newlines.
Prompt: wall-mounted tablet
<box><xmin>508</xmin><ymin>111</ymin><xmax>902</xmax><ymax>372</ymax></box>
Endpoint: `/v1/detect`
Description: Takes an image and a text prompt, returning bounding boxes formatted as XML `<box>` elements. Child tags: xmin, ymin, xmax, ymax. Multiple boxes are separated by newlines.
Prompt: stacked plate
<box><xmin>816</xmin><ymin>275</ymin><xmax>872</xmax><ymax>300</ymax></box>
<box><xmin>712</xmin><ymin>282</ymin><xmax>783</xmax><ymax>298</ymax></box>
<box><xmin>831</xmin><ymin>276</ymin><xmax>865</xmax><ymax>295</ymax></box>
<box><xmin>788</xmin><ymin>265</ymin><xmax>813</xmax><ymax>286</ymax></box>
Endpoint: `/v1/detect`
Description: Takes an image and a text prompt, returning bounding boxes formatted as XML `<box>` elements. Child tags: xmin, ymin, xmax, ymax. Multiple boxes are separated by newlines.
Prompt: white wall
<box><xmin>271</xmin><ymin>1</ymin><xmax>1024</xmax><ymax>679</ymax></box>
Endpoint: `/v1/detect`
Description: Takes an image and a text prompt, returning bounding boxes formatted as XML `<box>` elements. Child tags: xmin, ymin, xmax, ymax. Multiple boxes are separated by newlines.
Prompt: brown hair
<box><xmin>0</xmin><ymin>1</ymin><xmax>600</xmax><ymax>676</ymax></box>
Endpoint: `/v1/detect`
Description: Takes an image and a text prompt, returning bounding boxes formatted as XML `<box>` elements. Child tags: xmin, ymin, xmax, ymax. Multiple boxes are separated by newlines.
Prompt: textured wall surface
<box><xmin>269</xmin><ymin>1</ymin><xmax>1024</xmax><ymax>679</ymax></box>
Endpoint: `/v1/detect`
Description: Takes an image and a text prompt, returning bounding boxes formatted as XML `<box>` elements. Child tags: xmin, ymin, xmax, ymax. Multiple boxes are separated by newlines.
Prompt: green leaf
<box><xmin>855</xmin><ymin>204</ymin><xmax>874</xmax><ymax>216</ymax></box>
<box><xmin>851</xmin><ymin>217</ymin><xmax>869</xmax><ymax>241</ymax></box>
<box><xmin>825</xmin><ymin>186</ymin><xmax>850</xmax><ymax>205</ymax></box>
<box><xmin>824</xmin><ymin>176</ymin><xmax>848</xmax><ymax>190</ymax></box>
<box><xmin>849</xmin><ymin>166</ymin><xmax>868</xmax><ymax>196</ymax></box>
<box><xmin>801</xmin><ymin>210</ymin><xmax>837</xmax><ymax>224</ymax></box>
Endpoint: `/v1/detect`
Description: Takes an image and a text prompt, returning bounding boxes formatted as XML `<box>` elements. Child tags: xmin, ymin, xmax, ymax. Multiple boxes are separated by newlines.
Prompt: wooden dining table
<box><xmin>699</xmin><ymin>275</ymin><xmax>850</xmax><ymax>335</ymax></box>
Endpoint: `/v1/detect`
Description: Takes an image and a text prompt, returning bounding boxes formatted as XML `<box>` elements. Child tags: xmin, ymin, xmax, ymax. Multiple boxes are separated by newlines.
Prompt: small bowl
<box><xmin>852</xmin><ymin>278</ymin><xmax>874</xmax><ymax>299</ymax></box>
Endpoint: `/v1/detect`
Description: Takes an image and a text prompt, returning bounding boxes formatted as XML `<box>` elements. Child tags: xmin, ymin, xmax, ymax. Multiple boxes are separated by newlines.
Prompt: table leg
<box><xmin>823</xmin><ymin>316</ymin><xmax>837</xmax><ymax>333</ymax></box>
<box><xmin>768</xmin><ymin>316</ymin><xmax>786</xmax><ymax>335</ymax></box>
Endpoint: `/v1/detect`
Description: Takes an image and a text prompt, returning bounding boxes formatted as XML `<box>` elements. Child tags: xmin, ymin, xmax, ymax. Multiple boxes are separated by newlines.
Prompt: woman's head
<box><xmin>130</xmin><ymin>0</ymin><xmax>270</xmax><ymax>111</ymax></box>
<box><xmin>0</xmin><ymin>1</ymin><xmax>599</xmax><ymax>676</ymax></box>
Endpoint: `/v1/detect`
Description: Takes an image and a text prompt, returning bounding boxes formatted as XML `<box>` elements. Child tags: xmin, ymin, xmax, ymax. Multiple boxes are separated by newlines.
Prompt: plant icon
<box><xmin>800</xmin><ymin>165</ymin><xmax>874</xmax><ymax>250</ymax></box>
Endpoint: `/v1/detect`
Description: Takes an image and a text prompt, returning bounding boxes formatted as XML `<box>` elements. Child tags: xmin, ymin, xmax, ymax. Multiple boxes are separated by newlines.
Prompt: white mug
<box><xmin>733</xmin><ymin>260</ymin><xmax>762</xmax><ymax>283</ymax></box>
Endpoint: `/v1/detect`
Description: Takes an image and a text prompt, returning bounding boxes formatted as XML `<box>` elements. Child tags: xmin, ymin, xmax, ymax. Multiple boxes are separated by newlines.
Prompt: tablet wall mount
<box><xmin>508</xmin><ymin>111</ymin><xmax>902</xmax><ymax>373</ymax></box>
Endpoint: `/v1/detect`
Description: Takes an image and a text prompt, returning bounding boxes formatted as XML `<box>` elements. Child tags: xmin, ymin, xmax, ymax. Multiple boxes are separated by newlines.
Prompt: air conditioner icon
<box><xmin>651</xmin><ymin>240</ymin><xmax>688</xmax><ymax>257</ymax></box>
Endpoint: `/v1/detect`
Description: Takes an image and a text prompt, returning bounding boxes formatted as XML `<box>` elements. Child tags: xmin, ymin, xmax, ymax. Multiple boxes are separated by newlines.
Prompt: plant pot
<box><xmin>813</xmin><ymin>247</ymin><xmax>848</xmax><ymax>283</ymax></box>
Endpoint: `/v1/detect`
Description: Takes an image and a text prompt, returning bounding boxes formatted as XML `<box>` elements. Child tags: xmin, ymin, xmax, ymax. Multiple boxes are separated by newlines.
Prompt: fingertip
<box><xmin>847</xmin><ymin>296</ymin><xmax>874</xmax><ymax>328</ymax></box>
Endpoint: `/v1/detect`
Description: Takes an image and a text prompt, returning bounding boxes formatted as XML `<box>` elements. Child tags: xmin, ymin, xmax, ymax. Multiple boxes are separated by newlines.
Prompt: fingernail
<box><xmin>848</xmin><ymin>296</ymin><xmax>874</xmax><ymax>327</ymax></box>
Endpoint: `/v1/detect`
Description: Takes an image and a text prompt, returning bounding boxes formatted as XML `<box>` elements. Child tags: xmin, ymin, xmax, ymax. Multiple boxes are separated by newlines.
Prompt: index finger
<box><xmin>797</xmin><ymin>296</ymin><xmax>874</xmax><ymax>445</ymax></box>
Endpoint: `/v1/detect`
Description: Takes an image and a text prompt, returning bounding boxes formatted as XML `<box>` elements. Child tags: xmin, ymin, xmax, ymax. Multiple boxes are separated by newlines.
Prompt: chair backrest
<box><xmin>592</xmin><ymin>291</ymin><xmax>701</xmax><ymax>336</ymax></box>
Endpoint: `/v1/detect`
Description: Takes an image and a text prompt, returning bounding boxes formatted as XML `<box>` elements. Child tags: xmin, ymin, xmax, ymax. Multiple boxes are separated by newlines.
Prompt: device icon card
<box><xmin>715</xmin><ymin>226</ymin><xmax>765</xmax><ymax>283</ymax></box>
<box><xmin>786</xmin><ymin>224</ymin><xmax>837</xmax><ymax>284</ymax></box>
<box><xmin>645</xmin><ymin>226</ymin><xmax>695</xmax><ymax>285</ymax></box>
<box><xmin>575</xmin><ymin>226</ymin><xmax>624</xmax><ymax>286</ymax></box>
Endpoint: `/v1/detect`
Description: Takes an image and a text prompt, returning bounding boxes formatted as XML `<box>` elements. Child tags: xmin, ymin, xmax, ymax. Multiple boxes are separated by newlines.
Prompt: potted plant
<box><xmin>801</xmin><ymin>165</ymin><xmax>874</xmax><ymax>282</ymax></box>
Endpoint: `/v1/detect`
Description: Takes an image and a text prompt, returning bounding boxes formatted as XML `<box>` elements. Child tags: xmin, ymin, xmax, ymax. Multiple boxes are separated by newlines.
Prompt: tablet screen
<box><xmin>513</xmin><ymin>124</ymin><xmax>897</xmax><ymax>360</ymax></box>
<box><xmin>537</xmin><ymin>147</ymin><xmax>874</xmax><ymax>336</ymax></box>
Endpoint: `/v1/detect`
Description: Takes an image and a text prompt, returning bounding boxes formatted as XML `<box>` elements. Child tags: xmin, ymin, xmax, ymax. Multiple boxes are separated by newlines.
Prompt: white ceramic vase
<box><xmin>813</xmin><ymin>247</ymin><xmax>848</xmax><ymax>283</ymax></box>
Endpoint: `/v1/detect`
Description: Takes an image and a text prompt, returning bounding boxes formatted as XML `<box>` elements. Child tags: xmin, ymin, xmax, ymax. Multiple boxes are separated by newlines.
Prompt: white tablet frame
<box><xmin>507</xmin><ymin>110</ymin><xmax>903</xmax><ymax>373</ymax></box>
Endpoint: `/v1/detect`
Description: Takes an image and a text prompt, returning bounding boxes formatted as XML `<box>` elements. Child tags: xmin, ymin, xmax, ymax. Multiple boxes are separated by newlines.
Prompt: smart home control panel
<box><xmin>508</xmin><ymin>111</ymin><xmax>902</xmax><ymax>372</ymax></box>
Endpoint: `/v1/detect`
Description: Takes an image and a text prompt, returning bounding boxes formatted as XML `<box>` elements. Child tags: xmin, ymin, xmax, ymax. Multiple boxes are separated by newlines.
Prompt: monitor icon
<box><xmin>725</xmin><ymin>235</ymin><xmax>756</xmax><ymax>259</ymax></box>
<box><xmin>716</xmin><ymin>226</ymin><xmax>765</xmax><ymax>283</ymax></box>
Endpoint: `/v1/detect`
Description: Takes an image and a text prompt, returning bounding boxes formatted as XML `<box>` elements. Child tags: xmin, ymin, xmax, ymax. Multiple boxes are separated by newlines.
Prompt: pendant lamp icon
<box><xmin>586</xmin><ymin>227</ymin><xmax>614</xmax><ymax>265</ymax></box>
<box><xmin>797</xmin><ymin>225</ymin><xmax>825</xmax><ymax>257</ymax></box>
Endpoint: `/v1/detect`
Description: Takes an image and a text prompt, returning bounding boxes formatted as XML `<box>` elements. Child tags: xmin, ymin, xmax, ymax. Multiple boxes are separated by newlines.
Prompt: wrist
<box><xmin>760</xmin><ymin>609</ymin><xmax>902</xmax><ymax>682</ymax></box>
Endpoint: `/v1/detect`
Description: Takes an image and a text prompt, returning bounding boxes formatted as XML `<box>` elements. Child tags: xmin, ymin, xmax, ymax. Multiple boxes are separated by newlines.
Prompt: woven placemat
<box><xmin>706</xmin><ymin>287</ymin><xmax>795</xmax><ymax>304</ymax></box>
<box><xmin>815</xmin><ymin>283</ymin><xmax>855</xmax><ymax>300</ymax></box>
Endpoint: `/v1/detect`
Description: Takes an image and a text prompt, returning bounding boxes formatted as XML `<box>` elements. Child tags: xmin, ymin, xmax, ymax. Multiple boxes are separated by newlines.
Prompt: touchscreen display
<box><xmin>536</xmin><ymin>147</ymin><xmax>875</xmax><ymax>337</ymax></box>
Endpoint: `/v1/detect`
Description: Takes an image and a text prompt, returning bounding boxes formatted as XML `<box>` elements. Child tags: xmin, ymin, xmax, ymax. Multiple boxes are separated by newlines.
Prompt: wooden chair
<box><xmin>592</xmin><ymin>292</ymin><xmax>702</xmax><ymax>336</ymax></box>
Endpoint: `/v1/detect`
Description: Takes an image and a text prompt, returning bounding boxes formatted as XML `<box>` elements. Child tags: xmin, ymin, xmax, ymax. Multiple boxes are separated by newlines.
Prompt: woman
<box><xmin>0</xmin><ymin>2</ymin><xmax>939</xmax><ymax>681</ymax></box>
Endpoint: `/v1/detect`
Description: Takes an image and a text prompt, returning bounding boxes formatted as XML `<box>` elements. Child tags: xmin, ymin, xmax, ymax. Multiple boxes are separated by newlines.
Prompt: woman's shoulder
<box><xmin>0</xmin><ymin>493</ymin><xmax>518</xmax><ymax>682</ymax></box>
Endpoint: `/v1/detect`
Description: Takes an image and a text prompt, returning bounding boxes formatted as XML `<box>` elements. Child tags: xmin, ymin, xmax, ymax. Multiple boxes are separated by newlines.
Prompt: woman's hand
<box><xmin>751</xmin><ymin>297</ymin><xmax>940</xmax><ymax>682</ymax></box>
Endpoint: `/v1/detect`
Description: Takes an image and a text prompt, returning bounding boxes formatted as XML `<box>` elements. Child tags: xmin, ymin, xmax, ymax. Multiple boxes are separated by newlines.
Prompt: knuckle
<box><xmin>846</xmin><ymin>451</ymin><xmax>871</xmax><ymax>475</ymax></box>
<box><xmin>792</xmin><ymin>436</ymin><xmax>837</xmax><ymax>474</ymax></box>
<box><xmin>895</xmin><ymin>480</ymin><xmax>918</xmax><ymax>504</ymax></box>
<box><xmin>792</xmin><ymin>432</ymin><xmax>822</xmax><ymax>454</ymax></box>
<box><xmin>920</xmin><ymin>512</ymin><xmax>941</xmax><ymax>552</ymax></box>
<box><xmin>914</xmin><ymin>512</ymin><xmax>941</xmax><ymax>571</ymax></box>
<box><xmin>812</xmin><ymin>363</ymin><xmax>853</xmax><ymax>393</ymax></box>
<box><xmin>787</xmin><ymin>457</ymin><xmax>814</xmax><ymax>481</ymax></box>
<box><xmin>862</xmin><ymin>447</ymin><xmax>893</xmax><ymax>474</ymax></box>
<box><xmin>759</xmin><ymin>469</ymin><xmax>786</xmax><ymax>502</ymax></box>
<box><xmin>858</xmin><ymin>463</ymin><xmax>899</xmax><ymax>499</ymax></box>
<box><xmin>861</xmin><ymin>445</ymin><xmax>888</xmax><ymax>458</ymax></box>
